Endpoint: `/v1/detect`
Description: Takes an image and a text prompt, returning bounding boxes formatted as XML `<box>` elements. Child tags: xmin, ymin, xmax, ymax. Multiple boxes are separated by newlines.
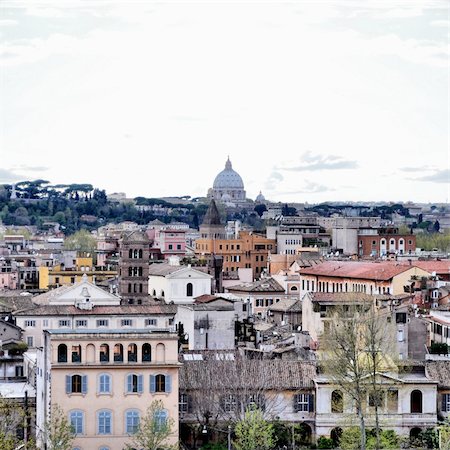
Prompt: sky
<box><xmin>1</xmin><ymin>0</ymin><xmax>449</xmax><ymax>204</ymax></box>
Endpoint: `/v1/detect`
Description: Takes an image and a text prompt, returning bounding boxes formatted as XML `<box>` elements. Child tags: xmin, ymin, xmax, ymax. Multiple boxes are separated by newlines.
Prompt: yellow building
<box><xmin>37</xmin><ymin>329</ymin><xmax>181</xmax><ymax>450</ymax></box>
<box><xmin>39</xmin><ymin>256</ymin><xmax>117</xmax><ymax>290</ymax></box>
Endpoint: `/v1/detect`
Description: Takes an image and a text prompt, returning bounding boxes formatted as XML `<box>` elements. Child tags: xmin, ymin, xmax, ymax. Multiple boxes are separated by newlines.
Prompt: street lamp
<box><xmin>202</xmin><ymin>424</ymin><xmax>232</xmax><ymax>450</ymax></box>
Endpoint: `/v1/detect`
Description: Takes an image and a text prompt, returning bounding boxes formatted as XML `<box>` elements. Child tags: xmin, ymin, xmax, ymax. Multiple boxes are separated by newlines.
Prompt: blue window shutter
<box><xmin>127</xmin><ymin>375</ymin><xmax>132</xmax><ymax>392</ymax></box>
<box><xmin>66</xmin><ymin>375</ymin><xmax>71</xmax><ymax>394</ymax></box>
<box><xmin>81</xmin><ymin>375</ymin><xmax>87</xmax><ymax>394</ymax></box>
<box><xmin>166</xmin><ymin>375</ymin><xmax>172</xmax><ymax>393</ymax></box>
<box><xmin>138</xmin><ymin>375</ymin><xmax>143</xmax><ymax>393</ymax></box>
<box><xmin>150</xmin><ymin>375</ymin><xmax>156</xmax><ymax>393</ymax></box>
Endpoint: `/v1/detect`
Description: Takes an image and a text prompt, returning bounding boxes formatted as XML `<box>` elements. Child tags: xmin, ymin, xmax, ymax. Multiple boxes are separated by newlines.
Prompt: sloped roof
<box><xmin>202</xmin><ymin>199</ymin><xmax>222</xmax><ymax>226</ymax></box>
<box><xmin>121</xmin><ymin>229</ymin><xmax>149</xmax><ymax>243</ymax></box>
<box><xmin>300</xmin><ymin>261</ymin><xmax>426</xmax><ymax>281</ymax></box>
<box><xmin>268</xmin><ymin>298</ymin><xmax>302</xmax><ymax>313</ymax></box>
<box><xmin>411</xmin><ymin>260</ymin><xmax>450</xmax><ymax>276</ymax></box>
<box><xmin>180</xmin><ymin>359</ymin><xmax>316</xmax><ymax>390</ymax></box>
<box><xmin>227</xmin><ymin>278</ymin><xmax>285</xmax><ymax>293</ymax></box>
<box><xmin>14</xmin><ymin>304</ymin><xmax>177</xmax><ymax>316</ymax></box>
<box><xmin>148</xmin><ymin>263</ymin><xmax>210</xmax><ymax>277</ymax></box>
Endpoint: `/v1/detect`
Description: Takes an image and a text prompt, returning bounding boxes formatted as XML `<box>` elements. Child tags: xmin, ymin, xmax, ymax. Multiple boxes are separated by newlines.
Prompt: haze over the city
<box><xmin>1</xmin><ymin>0</ymin><xmax>449</xmax><ymax>203</ymax></box>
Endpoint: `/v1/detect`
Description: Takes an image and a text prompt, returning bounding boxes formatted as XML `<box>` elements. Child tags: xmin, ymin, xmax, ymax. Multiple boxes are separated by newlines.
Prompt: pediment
<box><xmin>49</xmin><ymin>276</ymin><xmax>120</xmax><ymax>305</ymax></box>
<box><xmin>166</xmin><ymin>267</ymin><xmax>212</xmax><ymax>280</ymax></box>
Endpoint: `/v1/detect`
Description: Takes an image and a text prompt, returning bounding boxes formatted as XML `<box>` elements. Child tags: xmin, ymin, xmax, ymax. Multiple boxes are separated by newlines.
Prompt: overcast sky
<box><xmin>1</xmin><ymin>0</ymin><xmax>449</xmax><ymax>204</ymax></box>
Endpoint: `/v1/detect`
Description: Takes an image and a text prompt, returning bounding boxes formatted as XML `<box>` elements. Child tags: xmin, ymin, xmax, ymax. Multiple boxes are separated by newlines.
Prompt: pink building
<box><xmin>0</xmin><ymin>268</ymin><xmax>19</xmax><ymax>289</ymax></box>
<box><xmin>159</xmin><ymin>229</ymin><xmax>186</xmax><ymax>258</ymax></box>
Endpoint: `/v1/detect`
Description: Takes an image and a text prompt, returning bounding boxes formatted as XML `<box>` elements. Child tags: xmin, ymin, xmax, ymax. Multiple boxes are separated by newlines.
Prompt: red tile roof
<box><xmin>299</xmin><ymin>261</ymin><xmax>427</xmax><ymax>281</ymax></box>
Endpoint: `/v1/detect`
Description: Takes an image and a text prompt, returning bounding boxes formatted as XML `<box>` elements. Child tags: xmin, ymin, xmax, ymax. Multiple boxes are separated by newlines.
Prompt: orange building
<box><xmin>195</xmin><ymin>200</ymin><xmax>276</xmax><ymax>280</ymax></box>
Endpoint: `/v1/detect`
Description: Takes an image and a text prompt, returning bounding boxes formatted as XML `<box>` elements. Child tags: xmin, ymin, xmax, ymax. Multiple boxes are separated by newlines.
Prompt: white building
<box><xmin>148</xmin><ymin>259</ymin><xmax>212</xmax><ymax>305</ymax></box>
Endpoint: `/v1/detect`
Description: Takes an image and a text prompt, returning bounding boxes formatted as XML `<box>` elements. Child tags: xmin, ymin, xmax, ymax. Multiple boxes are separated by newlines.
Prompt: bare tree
<box><xmin>321</xmin><ymin>304</ymin><xmax>398</xmax><ymax>450</ymax></box>
<box><xmin>179</xmin><ymin>351</ymin><xmax>316</xmax><ymax>445</ymax></box>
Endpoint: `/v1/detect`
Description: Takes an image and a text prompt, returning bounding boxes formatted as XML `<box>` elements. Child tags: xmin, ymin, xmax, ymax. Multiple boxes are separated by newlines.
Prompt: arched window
<box><xmin>331</xmin><ymin>390</ymin><xmax>343</xmax><ymax>413</ymax></box>
<box><xmin>186</xmin><ymin>283</ymin><xmax>193</xmax><ymax>297</ymax></box>
<box><xmin>128</xmin><ymin>249</ymin><xmax>133</xmax><ymax>258</ymax></box>
<box><xmin>411</xmin><ymin>390</ymin><xmax>423</xmax><ymax>413</ymax></box>
<box><xmin>128</xmin><ymin>344</ymin><xmax>137</xmax><ymax>362</ymax></box>
<box><xmin>133</xmin><ymin>249</ymin><xmax>138</xmax><ymax>259</ymax></box>
<box><xmin>128</xmin><ymin>283</ymin><xmax>132</xmax><ymax>293</ymax></box>
<box><xmin>330</xmin><ymin>427</ymin><xmax>342</xmax><ymax>447</ymax></box>
<box><xmin>100</xmin><ymin>344</ymin><xmax>109</xmax><ymax>362</ymax></box>
<box><xmin>126</xmin><ymin>374</ymin><xmax>143</xmax><ymax>393</ymax></box>
<box><xmin>290</xmin><ymin>286</ymin><xmax>298</xmax><ymax>291</ymax></box>
<box><xmin>69</xmin><ymin>410</ymin><xmax>84</xmax><ymax>435</ymax></box>
<box><xmin>114</xmin><ymin>344</ymin><xmax>123</xmax><ymax>362</ymax></box>
<box><xmin>71</xmin><ymin>345</ymin><xmax>82</xmax><ymax>363</ymax></box>
<box><xmin>125</xmin><ymin>410</ymin><xmax>140</xmax><ymax>434</ymax></box>
<box><xmin>152</xmin><ymin>289</ymin><xmax>156</xmax><ymax>296</ymax></box>
<box><xmin>142</xmin><ymin>343</ymin><xmax>151</xmax><ymax>362</ymax></box>
<box><xmin>97</xmin><ymin>410</ymin><xmax>112</xmax><ymax>435</ymax></box>
<box><xmin>138</xmin><ymin>249</ymin><xmax>143</xmax><ymax>259</ymax></box>
<box><xmin>58</xmin><ymin>344</ymin><xmax>67</xmax><ymax>362</ymax></box>
<box><xmin>138</xmin><ymin>267</ymin><xmax>143</xmax><ymax>277</ymax></box>
<box><xmin>98</xmin><ymin>373</ymin><xmax>111</xmax><ymax>394</ymax></box>
<box><xmin>156</xmin><ymin>343</ymin><xmax>165</xmax><ymax>362</ymax></box>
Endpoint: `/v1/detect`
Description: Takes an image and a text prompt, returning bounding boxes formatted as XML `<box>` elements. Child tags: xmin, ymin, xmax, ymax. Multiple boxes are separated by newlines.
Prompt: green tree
<box><xmin>125</xmin><ymin>400</ymin><xmax>177</xmax><ymax>450</ymax></box>
<box><xmin>233</xmin><ymin>408</ymin><xmax>274</xmax><ymax>450</ymax></box>
<box><xmin>63</xmin><ymin>229</ymin><xmax>96</xmax><ymax>255</ymax></box>
<box><xmin>44</xmin><ymin>404</ymin><xmax>74</xmax><ymax>450</ymax></box>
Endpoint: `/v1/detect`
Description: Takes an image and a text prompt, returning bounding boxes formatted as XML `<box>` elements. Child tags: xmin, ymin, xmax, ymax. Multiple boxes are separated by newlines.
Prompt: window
<box><xmin>125</xmin><ymin>410</ymin><xmax>140</xmax><ymax>434</ymax></box>
<box><xmin>186</xmin><ymin>283</ymin><xmax>193</xmax><ymax>297</ymax></box>
<box><xmin>66</xmin><ymin>374</ymin><xmax>87</xmax><ymax>394</ymax></box>
<box><xmin>246</xmin><ymin>394</ymin><xmax>265</xmax><ymax>411</ymax></box>
<box><xmin>331</xmin><ymin>390</ymin><xmax>343</xmax><ymax>413</ymax></box>
<box><xmin>76</xmin><ymin>320</ymin><xmax>87</xmax><ymax>328</ymax></box>
<box><xmin>222</xmin><ymin>394</ymin><xmax>237</xmax><ymax>412</ymax></box>
<box><xmin>114</xmin><ymin>344</ymin><xmax>124</xmax><ymax>362</ymax></box>
<box><xmin>121</xmin><ymin>319</ymin><xmax>133</xmax><ymax>327</ymax></box>
<box><xmin>59</xmin><ymin>319</ymin><xmax>71</xmax><ymax>327</ymax></box>
<box><xmin>71</xmin><ymin>345</ymin><xmax>82</xmax><ymax>363</ymax></box>
<box><xmin>410</xmin><ymin>390</ymin><xmax>423</xmax><ymax>413</ymax></box>
<box><xmin>97</xmin><ymin>319</ymin><xmax>109</xmax><ymax>327</ymax></box>
<box><xmin>126</xmin><ymin>374</ymin><xmax>143</xmax><ymax>393</ymax></box>
<box><xmin>97</xmin><ymin>410</ymin><xmax>112</xmax><ymax>435</ymax></box>
<box><xmin>24</xmin><ymin>320</ymin><xmax>36</xmax><ymax>327</ymax></box>
<box><xmin>98</xmin><ymin>373</ymin><xmax>111</xmax><ymax>394</ymax></box>
<box><xmin>43</xmin><ymin>319</ymin><xmax>49</xmax><ymax>327</ymax></box>
<box><xmin>100</xmin><ymin>344</ymin><xmax>110</xmax><ymax>362</ymax></box>
<box><xmin>179</xmin><ymin>393</ymin><xmax>191</xmax><ymax>413</ymax></box>
<box><xmin>142</xmin><ymin>343</ymin><xmax>152</xmax><ymax>362</ymax></box>
<box><xmin>128</xmin><ymin>343</ymin><xmax>137</xmax><ymax>362</ymax></box>
<box><xmin>387</xmin><ymin>389</ymin><xmax>398</xmax><ymax>413</ymax></box>
<box><xmin>70</xmin><ymin>410</ymin><xmax>84</xmax><ymax>435</ymax></box>
<box><xmin>396</xmin><ymin>312</ymin><xmax>407</xmax><ymax>323</ymax></box>
<box><xmin>154</xmin><ymin>410</ymin><xmax>168</xmax><ymax>431</ymax></box>
<box><xmin>150</xmin><ymin>374</ymin><xmax>171</xmax><ymax>393</ymax></box>
<box><xmin>369</xmin><ymin>391</ymin><xmax>384</xmax><ymax>407</ymax></box>
<box><xmin>294</xmin><ymin>393</ymin><xmax>314</xmax><ymax>412</ymax></box>
<box><xmin>442</xmin><ymin>393</ymin><xmax>450</xmax><ymax>412</ymax></box>
<box><xmin>58</xmin><ymin>344</ymin><xmax>68</xmax><ymax>363</ymax></box>
<box><xmin>145</xmin><ymin>319</ymin><xmax>157</xmax><ymax>326</ymax></box>
<box><xmin>26</xmin><ymin>336</ymin><xmax>33</xmax><ymax>347</ymax></box>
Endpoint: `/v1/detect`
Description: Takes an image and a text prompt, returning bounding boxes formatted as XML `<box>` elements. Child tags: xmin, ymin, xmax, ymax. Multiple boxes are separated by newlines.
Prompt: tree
<box><xmin>321</xmin><ymin>305</ymin><xmax>397</xmax><ymax>450</ymax></box>
<box><xmin>125</xmin><ymin>399</ymin><xmax>177</xmax><ymax>450</ymax></box>
<box><xmin>44</xmin><ymin>404</ymin><xmax>74</xmax><ymax>450</ymax></box>
<box><xmin>63</xmin><ymin>229</ymin><xmax>96</xmax><ymax>255</ymax></box>
<box><xmin>0</xmin><ymin>394</ymin><xmax>28</xmax><ymax>450</ymax></box>
<box><xmin>233</xmin><ymin>408</ymin><xmax>274</xmax><ymax>450</ymax></box>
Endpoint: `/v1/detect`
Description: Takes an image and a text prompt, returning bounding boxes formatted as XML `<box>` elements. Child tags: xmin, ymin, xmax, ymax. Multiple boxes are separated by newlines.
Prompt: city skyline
<box><xmin>1</xmin><ymin>0</ymin><xmax>449</xmax><ymax>203</ymax></box>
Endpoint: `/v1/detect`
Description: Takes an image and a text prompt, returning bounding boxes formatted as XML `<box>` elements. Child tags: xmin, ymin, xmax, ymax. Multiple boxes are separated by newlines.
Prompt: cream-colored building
<box><xmin>36</xmin><ymin>329</ymin><xmax>181</xmax><ymax>450</ymax></box>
